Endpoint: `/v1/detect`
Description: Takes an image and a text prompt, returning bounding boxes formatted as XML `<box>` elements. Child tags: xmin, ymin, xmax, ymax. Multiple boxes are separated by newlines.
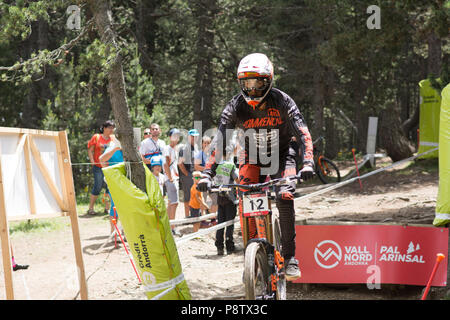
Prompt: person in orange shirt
<box><xmin>87</xmin><ymin>120</ymin><xmax>115</xmax><ymax>215</ymax></box>
<box><xmin>189</xmin><ymin>171</ymin><xmax>210</xmax><ymax>232</ymax></box>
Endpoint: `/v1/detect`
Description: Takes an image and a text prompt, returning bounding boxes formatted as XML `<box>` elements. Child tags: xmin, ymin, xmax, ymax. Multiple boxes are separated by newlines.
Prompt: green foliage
<box><xmin>0</xmin><ymin>0</ymin><xmax>448</xmax><ymax>194</ymax></box>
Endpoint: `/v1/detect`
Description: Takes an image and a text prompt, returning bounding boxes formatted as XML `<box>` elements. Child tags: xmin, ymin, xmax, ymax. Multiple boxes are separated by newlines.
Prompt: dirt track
<box><xmin>0</xmin><ymin>157</ymin><xmax>444</xmax><ymax>300</ymax></box>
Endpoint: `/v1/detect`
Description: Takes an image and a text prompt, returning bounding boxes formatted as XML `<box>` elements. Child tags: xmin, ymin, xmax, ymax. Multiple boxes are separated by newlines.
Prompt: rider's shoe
<box><xmin>285</xmin><ymin>256</ymin><xmax>301</xmax><ymax>281</ymax></box>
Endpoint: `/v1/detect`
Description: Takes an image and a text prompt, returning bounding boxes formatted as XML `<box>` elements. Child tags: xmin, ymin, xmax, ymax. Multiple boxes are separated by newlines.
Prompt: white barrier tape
<box><xmin>170</xmin><ymin>212</ymin><xmax>217</xmax><ymax>226</ymax></box>
<box><xmin>175</xmin><ymin>217</ymin><xmax>239</xmax><ymax>245</ymax></box>
<box><xmin>294</xmin><ymin>147</ymin><xmax>439</xmax><ymax>204</ymax></box>
<box><xmin>435</xmin><ymin>213</ymin><xmax>450</xmax><ymax>220</ymax></box>
<box><xmin>144</xmin><ymin>272</ymin><xmax>185</xmax><ymax>292</ymax></box>
<box><xmin>420</xmin><ymin>141</ymin><xmax>439</xmax><ymax>147</ymax></box>
<box><xmin>143</xmin><ymin>273</ymin><xmax>186</xmax><ymax>300</ymax></box>
<box><xmin>150</xmin><ymin>285</ymin><xmax>176</xmax><ymax>300</ymax></box>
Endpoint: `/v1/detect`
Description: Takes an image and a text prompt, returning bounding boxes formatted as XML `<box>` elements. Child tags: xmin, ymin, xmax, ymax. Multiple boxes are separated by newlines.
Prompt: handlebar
<box><xmin>210</xmin><ymin>175</ymin><xmax>302</xmax><ymax>193</ymax></box>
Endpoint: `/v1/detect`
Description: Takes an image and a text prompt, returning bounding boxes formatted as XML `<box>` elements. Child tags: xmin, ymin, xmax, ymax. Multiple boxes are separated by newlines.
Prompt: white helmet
<box><xmin>237</xmin><ymin>53</ymin><xmax>273</xmax><ymax>108</ymax></box>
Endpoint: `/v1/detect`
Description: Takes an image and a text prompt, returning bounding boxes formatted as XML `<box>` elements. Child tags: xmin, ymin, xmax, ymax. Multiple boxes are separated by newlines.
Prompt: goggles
<box><xmin>239</xmin><ymin>77</ymin><xmax>271</xmax><ymax>95</ymax></box>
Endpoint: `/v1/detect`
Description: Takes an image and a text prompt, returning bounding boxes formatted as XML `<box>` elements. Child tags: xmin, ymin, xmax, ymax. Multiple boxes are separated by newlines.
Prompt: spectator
<box><xmin>150</xmin><ymin>155</ymin><xmax>165</xmax><ymax>195</ymax></box>
<box><xmin>178</xmin><ymin>129</ymin><xmax>199</xmax><ymax>218</ymax></box>
<box><xmin>87</xmin><ymin>120</ymin><xmax>114</xmax><ymax>215</ymax></box>
<box><xmin>213</xmin><ymin>160</ymin><xmax>239</xmax><ymax>255</ymax></box>
<box><xmin>140</xmin><ymin>123</ymin><xmax>166</xmax><ymax>170</ymax></box>
<box><xmin>142</xmin><ymin>128</ymin><xmax>151</xmax><ymax>141</ymax></box>
<box><xmin>163</xmin><ymin>128</ymin><xmax>181</xmax><ymax>236</ymax></box>
<box><xmin>194</xmin><ymin>135</ymin><xmax>212</xmax><ymax>218</ymax></box>
<box><xmin>194</xmin><ymin>135</ymin><xmax>211</xmax><ymax>172</ymax></box>
<box><xmin>189</xmin><ymin>171</ymin><xmax>210</xmax><ymax>232</ymax></box>
<box><xmin>99</xmin><ymin>135</ymin><xmax>123</xmax><ymax>234</ymax></box>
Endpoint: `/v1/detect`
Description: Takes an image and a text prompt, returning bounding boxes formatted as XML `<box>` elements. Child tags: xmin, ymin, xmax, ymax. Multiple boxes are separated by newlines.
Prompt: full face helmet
<box><xmin>237</xmin><ymin>53</ymin><xmax>273</xmax><ymax>108</ymax></box>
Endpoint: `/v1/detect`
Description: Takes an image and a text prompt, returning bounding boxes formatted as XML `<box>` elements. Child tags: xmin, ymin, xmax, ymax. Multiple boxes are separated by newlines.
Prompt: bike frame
<box><xmin>317</xmin><ymin>155</ymin><xmax>330</xmax><ymax>177</ymax></box>
<box><xmin>240</xmin><ymin>190</ymin><xmax>273</xmax><ymax>248</ymax></box>
<box><xmin>211</xmin><ymin>175</ymin><xmax>300</xmax><ymax>299</ymax></box>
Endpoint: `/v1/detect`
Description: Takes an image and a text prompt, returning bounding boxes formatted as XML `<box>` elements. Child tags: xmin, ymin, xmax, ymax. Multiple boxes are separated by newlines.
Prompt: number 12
<box><xmin>249</xmin><ymin>198</ymin><xmax>264</xmax><ymax>211</ymax></box>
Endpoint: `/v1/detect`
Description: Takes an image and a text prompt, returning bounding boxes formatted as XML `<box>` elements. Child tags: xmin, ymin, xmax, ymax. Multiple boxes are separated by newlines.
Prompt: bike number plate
<box><xmin>242</xmin><ymin>193</ymin><xmax>270</xmax><ymax>217</ymax></box>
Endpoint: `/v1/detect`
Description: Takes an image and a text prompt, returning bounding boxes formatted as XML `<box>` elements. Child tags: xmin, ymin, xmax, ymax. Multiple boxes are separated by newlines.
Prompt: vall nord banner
<box><xmin>294</xmin><ymin>225</ymin><xmax>448</xmax><ymax>286</ymax></box>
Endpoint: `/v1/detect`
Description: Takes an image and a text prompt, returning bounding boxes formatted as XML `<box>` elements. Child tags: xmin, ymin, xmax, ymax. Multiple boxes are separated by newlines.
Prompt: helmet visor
<box><xmin>239</xmin><ymin>77</ymin><xmax>271</xmax><ymax>98</ymax></box>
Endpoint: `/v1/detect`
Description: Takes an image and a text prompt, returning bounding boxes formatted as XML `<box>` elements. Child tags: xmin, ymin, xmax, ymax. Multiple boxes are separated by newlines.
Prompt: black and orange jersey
<box><xmin>205</xmin><ymin>88</ymin><xmax>314</xmax><ymax>177</ymax></box>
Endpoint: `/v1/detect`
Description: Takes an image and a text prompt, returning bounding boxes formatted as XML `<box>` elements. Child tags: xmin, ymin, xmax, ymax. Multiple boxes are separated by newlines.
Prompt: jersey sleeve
<box><xmin>204</xmin><ymin>97</ymin><xmax>238</xmax><ymax>178</ymax></box>
<box><xmin>284</xmin><ymin>93</ymin><xmax>314</xmax><ymax>168</ymax></box>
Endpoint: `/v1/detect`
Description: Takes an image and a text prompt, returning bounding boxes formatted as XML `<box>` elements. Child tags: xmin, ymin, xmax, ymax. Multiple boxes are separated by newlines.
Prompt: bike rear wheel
<box><xmin>316</xmin><ymin>157</ymin><xmax>341</xmax><ymax>184</ymax></box>
<box><xmin>272</xmin><ymin>214</ymin><xmax>286</xmax><ymax>300</ymax></box>
<box><xmin>244</xmin><ymin>242</ymin><xmax>270</xmax><ymax>300</ymax></box>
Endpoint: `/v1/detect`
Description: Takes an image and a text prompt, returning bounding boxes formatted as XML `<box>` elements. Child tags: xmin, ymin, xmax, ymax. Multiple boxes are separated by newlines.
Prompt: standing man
<box><xmin>214</xmin><ymin>159</ymin><xmax>239</xmax><ymax>256</ymax></box>
<box><xmin>178</xmin><ymin>129</ymin><xmax>199</xmax><ymax>218</ymax></box>
<box><xmin>139</xmin><ymin>123</ymin><xmax>166</xmax><ymax>170</ymax></box>
<box><xmin>164</xmin><ymin>128</ymin><xmax>181</xmax><ymax>236</ymax></box>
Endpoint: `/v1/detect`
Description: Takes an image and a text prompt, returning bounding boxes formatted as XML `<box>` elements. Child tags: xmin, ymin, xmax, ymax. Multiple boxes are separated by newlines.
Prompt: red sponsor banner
<box><xmin>294</xmin><ymin>225</ymin><xmax>448</xmax><ymax>286</ymax></box>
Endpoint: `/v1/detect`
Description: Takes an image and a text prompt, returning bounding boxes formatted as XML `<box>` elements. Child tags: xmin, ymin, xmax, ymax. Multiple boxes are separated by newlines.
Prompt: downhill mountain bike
<box><xmin>312</xmin><ymin>136</ymin><xmax>341</xmax><ymax>184</ymax></box>
<box><xmin>211</xmin><ymin>175</ymin><xmax>302</xmax><ymax>300</ymax></box>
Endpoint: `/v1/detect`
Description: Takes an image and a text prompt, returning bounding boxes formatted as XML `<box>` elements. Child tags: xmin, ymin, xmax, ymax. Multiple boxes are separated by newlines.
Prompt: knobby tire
<box><xmin>316</xmin><ymin>157</ymin><xmax>341</xmax><ymax>184</ymax></box>
<box><xmin>244</xmin><ymin>242</ymin><xmax>269</xmax><ymax>300</ymax></box>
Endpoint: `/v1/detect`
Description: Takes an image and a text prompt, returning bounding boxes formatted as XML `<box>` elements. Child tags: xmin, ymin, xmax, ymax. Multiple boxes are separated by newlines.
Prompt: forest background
<box><xmin>0</xmin><ymin>0</ymin><xmax>448</xmax><ymax>195</ymax></box>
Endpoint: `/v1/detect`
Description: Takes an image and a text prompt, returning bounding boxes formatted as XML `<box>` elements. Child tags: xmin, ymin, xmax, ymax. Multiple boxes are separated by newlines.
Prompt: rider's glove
<box><xmin>197</xmin><ymin>173</ymin><xmax>212</xmax><ymax>192</ymax></box>
<box><xmin>298</xmin><ymin>165</ymin><xmax>314</xmax><ymax>181</ymax></box>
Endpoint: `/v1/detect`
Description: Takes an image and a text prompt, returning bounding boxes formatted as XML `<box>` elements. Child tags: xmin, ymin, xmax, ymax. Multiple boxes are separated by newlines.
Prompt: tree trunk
<box><xmin>427</xmin><ymin>32</ymin><xmax>442</xmax><ymax>77</ymax></box>
<box><xmin>20</xmin><ymin>20</ymin><xmax>43</xmax><ymax>128</ymax></box>
<box><xmin>401</xmin><ymin>101</ymin><xmax>420</xmax><ymax>137</ymax></box>
<box><xmin>379</xmin><ymin>109</ymin><xmax>414</xmax><ymax>162</ymax></box>
<box><xmin>92</xmin><ymin>83</ymin><xmax>112</xmax><ymax>132</ymax></box>
<box><xmin>88</xmin><ymin>0</ymin><xmax>146</xmax><ymax>192</ymax></box>
<box><xmin>191</xmin><ymin>0</ymin><xmax>217</xmax><ymax>131</ymax></box>
<box><xmin>312</xmin><ymin>62</ymin><xmax>325</xmax><ymax>140</ymax></box>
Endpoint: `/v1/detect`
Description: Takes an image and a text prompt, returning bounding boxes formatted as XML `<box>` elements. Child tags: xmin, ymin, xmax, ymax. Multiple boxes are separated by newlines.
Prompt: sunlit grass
<box><xmin>9</xmin><ymin>218</ymin><xmax>67</xmax><ymax>235</ymax></box>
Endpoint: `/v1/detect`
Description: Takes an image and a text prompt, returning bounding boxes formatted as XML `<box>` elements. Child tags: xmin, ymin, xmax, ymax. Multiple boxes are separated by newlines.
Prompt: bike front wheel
<box><xmin>244</xmin><ymin>242</ymin><xmax>270</xmax><ymax>300</ymax></box>
<box><xmin>316</xmin><ymin>157</ymin><xmax>341</xmax><ymax>184</ymax></box>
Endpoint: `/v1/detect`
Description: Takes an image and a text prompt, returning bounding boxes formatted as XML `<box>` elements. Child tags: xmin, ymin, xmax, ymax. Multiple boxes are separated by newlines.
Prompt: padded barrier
<box><xmin>103</xmin><ymin>163</ymin><xmax>191</xmax><ymax>300</ymax></box>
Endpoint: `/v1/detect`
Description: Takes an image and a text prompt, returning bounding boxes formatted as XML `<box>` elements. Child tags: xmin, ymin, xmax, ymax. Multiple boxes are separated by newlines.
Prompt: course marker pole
<box><xmin>352</xmin><ymin>148</ymin><xmax>363</xmax><ymax>190</ymax></box>
<box><xmin>113</xmin><ymin>207</ymin><xmax>117</xmax><ymax>249</ymax></box>
<box><xmin>421</xmin><ymin>253</ymin><xmax>445</xmax><ymax>300</ymax></box>
<box><xmin>111</xmin><ymin>217</ymin><xmax>141</xmax><ymax>283</ymax></box>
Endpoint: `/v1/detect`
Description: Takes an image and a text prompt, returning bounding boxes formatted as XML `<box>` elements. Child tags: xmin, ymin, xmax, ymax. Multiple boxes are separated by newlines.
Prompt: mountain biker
<box><xmin>197</xmin><ymin>53</ymin><xmax>314</xmax><ymax>280</ymax></box>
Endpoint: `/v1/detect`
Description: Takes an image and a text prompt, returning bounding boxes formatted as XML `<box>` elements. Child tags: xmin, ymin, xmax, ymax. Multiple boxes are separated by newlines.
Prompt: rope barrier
<box><xmin>70</xmin><ymin>230</ymin><xmax>124</xmax><ymax>300</ymax></box>
<box><xmin>68</xmin><ymin>148</ymin><xmax>440</xmax><ymax>255</ymax></box>
<box><xmin>170</xmin><ymin>212</ymin><xmax>217</xmax><ymax>226</ymax></box>
<box><xmin>172</xmin><ymin>148</ymin><xmax>440</xmax><ymax>245</ymax></box>
<box><xmin>70</xmin><ymin>161</ymin><xmax>143</xmax><ymax>166</ymax></box>
<box><xmin>175</xmin><ymin>218</ymin><xmax>240</xmax><ymax>245</ymax></box>
<box><xmin>293</xmin><ymin>147</ymin><xmax>439</xmax><ymax>204</ymax></box>
<box><xmin>43</xmin><ymin>148</ymin><xmax>440</xmax><ymax>300</ymax></box>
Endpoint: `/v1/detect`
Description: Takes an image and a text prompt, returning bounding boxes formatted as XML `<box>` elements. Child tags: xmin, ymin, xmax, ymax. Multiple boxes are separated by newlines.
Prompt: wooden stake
<box><xmin>54</xmin><ymin>135</ymin><xmax>69</xmax><ymax>213</ymax></box>
<box><xmin>28</xmin><ymin>136</ymin><xmax>66</xmax><ymax>211</ymax></box>
<box><xmin>23</xmin><ymin>135</ymin><xmax>36</xmax><ymax>215</ymax></box>
<box><xmin>0</xmin><ymin>145</ymin><xmax>14</xmax><ymax>300</ymax></box>
<box><xmin>57</xmin><ymin>131</ymin><xmax>88</xmax><ymax>300</ymax></box>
